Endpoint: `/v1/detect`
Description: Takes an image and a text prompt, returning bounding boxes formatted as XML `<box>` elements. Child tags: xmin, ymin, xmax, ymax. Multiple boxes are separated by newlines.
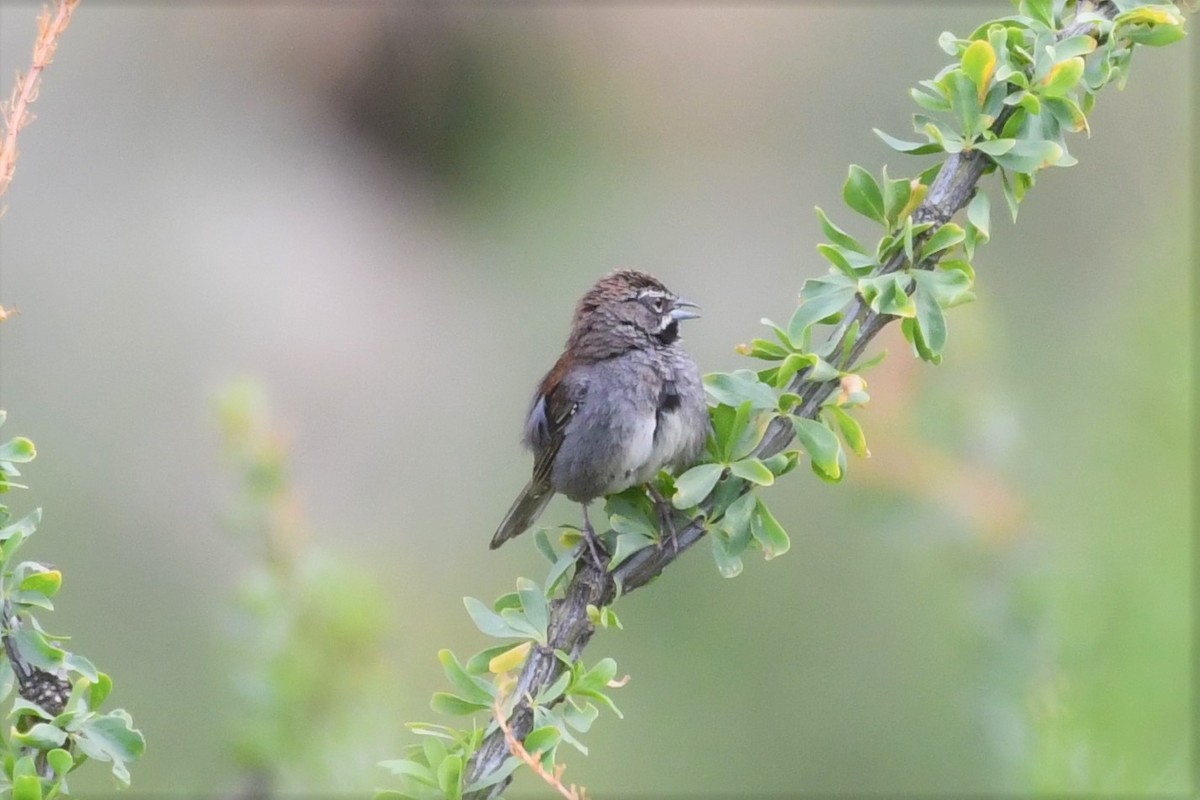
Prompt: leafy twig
<box><xmin>457</xmin><ymin>3</ymin><xmax>1178</xmax><ymax>795</ymax></box>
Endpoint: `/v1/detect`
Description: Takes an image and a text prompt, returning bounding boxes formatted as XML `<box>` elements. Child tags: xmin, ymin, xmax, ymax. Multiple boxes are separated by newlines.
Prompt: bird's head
<box><xmin>571</xmin><ymin>270</ymin><xmax>700</xmax><ymax>353</ymax></box>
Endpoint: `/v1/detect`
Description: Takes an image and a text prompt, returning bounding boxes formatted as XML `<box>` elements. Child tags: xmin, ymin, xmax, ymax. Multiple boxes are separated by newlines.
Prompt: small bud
<box><xmin>838</xmin><ymin>374</ymin><xmax>867</xmax><ymax>405</ymax></box>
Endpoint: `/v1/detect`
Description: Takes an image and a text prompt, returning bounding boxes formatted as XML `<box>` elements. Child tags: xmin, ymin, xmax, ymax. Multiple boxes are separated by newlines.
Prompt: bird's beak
<box><xmin>670</xmin><ymin>299</ymin><xmax>701</xmax><ymax>321</ymax></box>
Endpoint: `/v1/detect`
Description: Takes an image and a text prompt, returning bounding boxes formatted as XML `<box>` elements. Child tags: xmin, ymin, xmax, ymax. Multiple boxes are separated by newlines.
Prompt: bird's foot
<box><xmin>647</xmin><ymin>485</ymin><xmax>680</xmax><ymax>555</ymax></box>
<box><xmin>579</xmin><ymin>505</ymin><xmax>608</xmax><ymax>569</ymax></box>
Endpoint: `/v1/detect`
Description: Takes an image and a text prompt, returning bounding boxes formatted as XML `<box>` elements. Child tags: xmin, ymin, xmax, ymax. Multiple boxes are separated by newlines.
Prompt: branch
<box><xmin>0</xmin><ymin>0</ymin><xmax>80</xmax><ymax>210</ymax></box>
<box><xmin>461</xmin><ymin>1</ymin><xmax>1147</xmax><ymax>795</ymax></box>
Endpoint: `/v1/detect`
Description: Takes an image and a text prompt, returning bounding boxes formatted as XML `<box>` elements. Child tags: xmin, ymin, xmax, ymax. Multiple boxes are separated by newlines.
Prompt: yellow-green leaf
<box><xmin>828</xmin><ymin>406</ymin><xmax>870</xmax><ymax>458</ymax></box>
<box><xmin>1041</xmin><ymin>57</ymin><xmax>1085</xmax><ymax>99</ymax></box>
<box><xmin>961</xmin><ymin>40</ymin><xmax>996</xmax><ymax>103</ymax></box>
<box><xmin>488</xmin><ymin>641</ymin><xmax>531</xmax><ymax>674</ymax></box>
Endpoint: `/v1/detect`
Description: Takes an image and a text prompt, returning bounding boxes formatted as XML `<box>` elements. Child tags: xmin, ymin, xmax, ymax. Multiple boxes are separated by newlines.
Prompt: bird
<box><xmin>490</xmin><ymin>269</ymin><xmax>709</xmax><ymax>561</ymax></box>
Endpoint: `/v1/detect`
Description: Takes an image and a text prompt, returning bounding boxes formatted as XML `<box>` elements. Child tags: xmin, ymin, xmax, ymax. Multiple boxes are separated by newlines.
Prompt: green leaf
<box><xmin>672</xmin><ymin>464</ymin><xmax>724</xmax><ymax>509</ymax></box>
<box><xmin>729</xmin><ymin>458</ymin><xmax>774</xmax><ymax>486</ymax></box>
<box><xmin>608</xmin><ymin>511</ymin><xmax>656</xmax><ymax>539</ymax></box>
<box><xmin>423</xmin><ymin>734</ymin><xmax>449</xmax><ymax>768</ymax></box>
<box><xmin>1000</xmin><ymin>168</ymin><xmax>1020</xmax><ymax>222</ymax></box>
<box><xmin>437</xmin><ymin>754</ymin><xmax>463</xmax><ymax>800</ymax></box>
<box><xmin>920</xmin><ymin>223</ymin><xmax>965</xmax><ymax>260</ymax></box>
<box><xmin>46</xmin><ymin>748</ymin><xmax>72</xmax><ymax>777</ymax></box>
<box><xmin>881</xmin><ymin>168</ymin><xmax>911</xmax><ymax>229</ymax></box>
<box><xmin>703</xmin><ymin>370</ymin><xmax>778</xmax><ymax>410</ymax></box>
<box><xmin>523</xmin><ymin>726</ymin><xmax>561</xmax><ymax>756</ymax></box>
<box><xmin>12</xmin><ymin>696</ymin><xmax>54</xmax><ymax>721</ymax></box>
<box><xmin>1020</xmin><ymin>0</ymin><xmax>1054</xmax><ymax>28</ymax></box>
<box><xmin>816</xmin><ymin>243</ymin><xmax>877</xmax><ymax>278</ymax></box>
<box><xmin>1115</xmin><ymin>11</ymin><xmax>1187</xmax><ymax>46</ymax></box>
<box><xmin>12</xmin><ymin>768</ymin><xmax>42</xmax><ymax>800</ymax></box>
<box><xmin>730</xmin><ymin>410</ymin><xmax>773</xmax><ymax>460</ymax></box>
<box><xmin>463</xmin><ymin>597</ymin><xmax>525</xmax><ymax>640</ymax></box>
<box><xmin>18</xmin><ymin>568</ymin><xmax>61</xmax><ymax>598</ymax></box>
<box><xmin>914</xmin><ymin>266</ymin><xmax>974</xmax><ymax>308</ymax></box>
<box><xmin>971</xmin><ymin>138</ymin><xmax>1015</xmax><ymax>157</ymax></box>
<box><xmin>759</xmin><ymin>317</ymin><xmax>795</xmax><ymax>349</ymax></box>
<box><xmin>814</xmin><ymin>207</ymin><xmax>868</xmax><ymax>254</ymax></box>
<box><xmin>720</xmin><ymin>491</ymin><xmax>756</xmax><ymax>551</ymax></box>
<box><xmin>438</xmin><ymin>650</ymin><xmax>494</xmax><ymax>705</ymax></box>
<box><xmin>762</xmin><ymin>450</ymin><xmax>800</xmax><ymax>477</ymax></box>
<box><xmin>532</xmin><ymin>529</ymin><xmax>557</xmax><ymax>563</ymax></box>
<box><xmin>574</xmin><ymin>657</ymin><xmax>618</xmax><ymax>695</ymax></box>
<box><xmin>947</xmin><ymin>70</ymin><xmax>983</xmax><ymax>138</ymax></box>
<box><xmin>500</xmin><ymin>607</ymin><xmax>544</xmax><ymax>641</ymax></box>
<box><xmin>750</xmin><ymin>500</ymin><xmax>790</xmax><ymax>560</ymax></box>
<box><xmin>73</xmin><ymin>709</ymin><xmax>145</xmax><ymax>786</ymax></box>
<box><xmin>1053</xmin><ymin>34</ymin><xmax>1098</xmax><ymax>61</ymax></box>
<box><xmin>380</xmin><ymin>759</ymin><xmax>438</xmax><ymax>787</ymax></box>
<box><xmin>710</xmin><ymin>401</ymin><xmax>752</xmax><ymax>463</ymax></box>
<box><xmin>12</xmin><ymin>629</ymin><xmax>65</xmax><ymax>671</ymax></box>
<box><xmin>966</xmin><ymin>191</ymin><xmax>991</xmax><ymax>244</ymax></box>
<box><xmin>710</xmin><ymin>532</ymin><xmax>744</xmax><ymax>578</ymax></box>
<box><xmin>0</xmin><ymin>437</ymin><xmax>36</xmax><ymax>463</ymax></box>
<box><xmin>843</xmin><ymin>165</ymin><xmax>886</xmax><ymax>225</ymax></box>
<box><xmin>988</xmin><ymin>139</ymin><xmax>1063</xmax><ymax>173</ymax></box>
<box><xmin>1044</xmin><ymin>97</ymin><xmax>1088</xmax><ymax>134</ymax></box>
<box><xmin>792</xmin><ymin>418</ymin><xmax>843</xmax><ymax>481</ymax></box>
<box><xmin>739</xmin><ymin>337</ymin><xmax>790</xmax><ymax>361</ymax></box>
<box><xmin>0</xmin><ymin>508</ymin><xmax>41</xmax><ymax>543</ymax></box>
<box><xmin>859</xmin><ymin>273</ymin><xmax>915</xmax><ymax>318</ymax></box>
<box><xmin>607</xmin><ymin>532</ymin><xmax>655</xmax><ymax>571</ymax></box>
<box><xmin>827</xmin><ymin>406</ymin><xmax>870</xmax><ymax>458</ymax></box>
<box><xmin>773</xmin><ymin>353</ymin><xmax>814</xmax><ymax>390</ymax></box>
<box><xmin>12</xmin><ymin>722</ymin><xmax>67</xmax><ymax>749</ymax></box>
<box><xmin>544</xmin><ymin>546</ymin><xmax>577</xmax><ymax>597</ymax></box>
<box><xmin>430</xmin><ymin>692</ymin><xmax>489</xmax><ymax>716</ymax></box>
<box><xmin>909</xmin><ymin>86</ymin><xmax>951</xmax><ymax>113</ymax></box>
<box><xmin>787</xmin><ymin>278</ymin><xmax>857</xmax><ymax>342</ymax></box>
<box><xmin>873</xmin><ymin>128</ymin><xmax>942</xmax><ymax>155</ymax></box>
<box><xmin>563</xmin><ymin>699</ymin><xmax>600</xmax><ymax>733</ymax></box>
<box><xmin>516</xmin><ymin>577</ymin><xmax>549</xmax><ymax>639</ymax></box>
<box><xmin>913</xmin><ymin>280</ymin><xmax>948</xmax><ymax>357</ymax></box>
<box><xmin>64</xmin><ymin>652</ymin><xmax>99</xmax><ymax>682</ymax></box>
<box><xmin>537</xmin><ymin>669</ymin><xmax>572</xmax><ymax>704</ymax></box>
<box><xmin>86</xmin><ymin>671</ymin><xmax>113</xmax><ymax>709</ymax></box>
<box><xmin>938</xmin><ymin>30</ymin><xmax>962</xmax><ymax>56</ymax></box>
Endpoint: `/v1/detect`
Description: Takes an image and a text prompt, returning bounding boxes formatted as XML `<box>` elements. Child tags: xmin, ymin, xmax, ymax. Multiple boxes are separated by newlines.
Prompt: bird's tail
<box><xmin>490</xmin><ymin>481</ymin><xmax>555</xmax><ymax>549</ymax></box>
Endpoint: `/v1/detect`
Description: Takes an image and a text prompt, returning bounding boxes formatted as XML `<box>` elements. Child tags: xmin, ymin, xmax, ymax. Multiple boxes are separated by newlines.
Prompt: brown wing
<box><xmin>527</xmin><ymin>355</ymin><xmax>581</xmax><ymax>489</ymax></box>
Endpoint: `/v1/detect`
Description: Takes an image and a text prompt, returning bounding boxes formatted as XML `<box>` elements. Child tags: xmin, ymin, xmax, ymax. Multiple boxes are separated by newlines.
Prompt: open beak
<box><xmin>670</xmin><ymin>298</ymin><xmax>701</xmax><ymax>321</ymax></box>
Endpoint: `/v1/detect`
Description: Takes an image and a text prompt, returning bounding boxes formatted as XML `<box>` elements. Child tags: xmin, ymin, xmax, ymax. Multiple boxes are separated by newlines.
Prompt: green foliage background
<box><xmin>0</xmin><ymin>2</ymin><xmax>1191</xmax><ymax>796</ymax></box>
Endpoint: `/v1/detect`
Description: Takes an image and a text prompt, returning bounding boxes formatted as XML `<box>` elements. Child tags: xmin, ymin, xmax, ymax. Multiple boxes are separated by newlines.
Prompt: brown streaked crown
<box><xmin>573</xmin><ymin>269</ymin><xmax>669</xmax><ymax>321</ymax></box>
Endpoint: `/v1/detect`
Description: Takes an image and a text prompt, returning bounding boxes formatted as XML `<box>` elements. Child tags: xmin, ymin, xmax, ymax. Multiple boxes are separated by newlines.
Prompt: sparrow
<box><xmin>490</xmin><ymin>270</ymin><xmax>708</xmax><ymax>561</ymax></box>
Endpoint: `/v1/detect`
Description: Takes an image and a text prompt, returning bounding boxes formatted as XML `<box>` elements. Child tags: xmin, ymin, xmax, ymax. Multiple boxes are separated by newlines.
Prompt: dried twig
<box><xmin>491</xmin><ymin>695</ymin><xmax>589</xmax><ymax>800</ymax></box>
<box><xmin>0</xmin><ymin>0</ymin><xmax>80</xmax><ymax>209</ymax></box>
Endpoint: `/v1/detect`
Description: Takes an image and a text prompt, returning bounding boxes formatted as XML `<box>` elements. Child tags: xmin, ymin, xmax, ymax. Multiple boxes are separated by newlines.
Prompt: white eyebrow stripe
<box><xmin>637</xmin><ymin>289</ymin><xmax>669</xmax><ymax>300</ymax></box>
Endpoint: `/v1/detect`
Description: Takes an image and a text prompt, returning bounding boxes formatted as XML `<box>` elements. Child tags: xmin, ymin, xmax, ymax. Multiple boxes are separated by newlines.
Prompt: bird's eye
<box><xmin>651</xmin><ymin>297</ymin><xmax>665</xmax><ymax>313</ymax></box>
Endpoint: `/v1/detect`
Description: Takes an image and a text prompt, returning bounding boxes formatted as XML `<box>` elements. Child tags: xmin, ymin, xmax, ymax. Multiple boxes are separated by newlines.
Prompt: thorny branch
<box><xmin>463</xmin><ymin>3</ymin><xmax>1120</xmax><ymax>796</ymax></box>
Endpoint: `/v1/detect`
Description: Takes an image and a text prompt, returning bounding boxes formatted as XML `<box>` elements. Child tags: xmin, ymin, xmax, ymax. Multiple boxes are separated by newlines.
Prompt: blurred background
<box><xmin>0</xmin><ymin>2</ymin><xmax>1191</xmax><ymax>796</ymax></box>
